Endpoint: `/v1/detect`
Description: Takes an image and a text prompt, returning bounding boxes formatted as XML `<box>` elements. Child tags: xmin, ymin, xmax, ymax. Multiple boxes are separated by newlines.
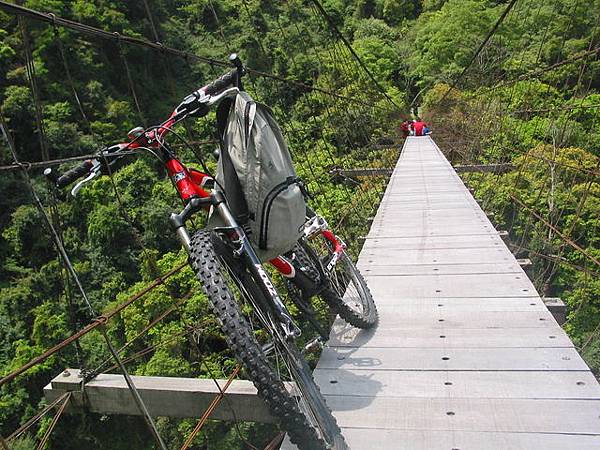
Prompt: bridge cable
<box><xmin>284</xmin><ymin>5</ymin><xmax>390</xmax><ymax>229</ymax></box>
<box><xmin>465</xmin><ymin>0</ymin><xmax>577</xmax><ymax>211</ymax></box>
<box><xmin>239</xmin><ymin>1</ymin><xmax>363</xmax><ymax>236</ymax></box>
<box><xmin>115</xmin><ymin>34</ymin><xmax>147</xmax><ymax>127</ymax></box>
<box><xmin>0</xmin><ymin>255</ymin><xmax>186</xmax><ymax>388</ymax></box>
<box><xmin>0</xmin><ymin>1</ymin><xmax>383</xmax><ymax>110</ymax></box>
<box><xmin>0</xmin><ymin>113</ymin><xmax>169</xmax><ymax>450</ymax></box>
<box><xmin>50</xmin><ymin>16</ymin><xmax>94</xmax><ymax>134</ymax></box>
<box><xmin>438</xmin><ymin>0</ymin><xmax>599</xmax><ymax>310</ymax></box>
<box><xmin>438</xmin><ymin>0</ymin><xmax>596</xmax><ymax>294</ymax></box>
<box><xmin>6</xmin><ymin>392</ymin><xmax>71</xmax><ymax>442</ymax></box>
<box><xmin>532</xmin><ymin>26</ymin><xmax>600</xmax><ymax>290</ymax></box>
<box><xmin>181</xmin><ymin>312</ymin><xmax>261</xmax><ymax>450</ymax></box>
<box><xmin>244</xmin><ymin>3</ymin><xmax>328</xmax><ymax>213</ymax></box>
<box><xmin>483</xmin><ymin>2</ymin><xmax>595</xmax><ymax>269</ymax></box>
<box><xmin>35</xmin><ymin>392</ymin><xmax>71</xmax><ymax>450</ymax></box>
<box><xmin>17</xmin><ymin>12</ymin><xmax>49</xmax><ymax>161</ymax></box>
<box><xmin>290</xmin><ymin>10</ymin><xmax>401</xmax><ymax>232</ymax></box>
<box><xmin>308</xmin><ymin>0</ymin><xmax>401</xmax><ymax>110</ymax></box>
<box><xmin>142</xmin><ymin>0</ymin><xmax>160</xmax><ymax>43</ymax></box>
<box><xmin>439</xmin><ymin>0</ymin><xmax>519</xmax><ymax>103</ymax></box>
<box><xmin>180</xmin><ymin>364</ymin><xmax>243</xmax><ymax>450</ymax></box>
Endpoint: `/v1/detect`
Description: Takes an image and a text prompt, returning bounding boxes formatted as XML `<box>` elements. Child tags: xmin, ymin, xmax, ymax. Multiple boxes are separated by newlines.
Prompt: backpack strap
<box><xmin>216</xmin><ymin>97</ymin><xmax>251</xmax><ymax>225</ymax></box>
<box><xmin>216</xmin><ymin>98</ymin><xmax>233</xmax><ymax>140</ymax></box>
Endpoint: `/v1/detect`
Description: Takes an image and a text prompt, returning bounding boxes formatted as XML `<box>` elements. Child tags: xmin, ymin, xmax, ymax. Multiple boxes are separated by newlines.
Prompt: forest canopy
<box><xmin>1</xmin><ymin>1</ymin><xmax>599</xmax><ymax>449</ymax></box>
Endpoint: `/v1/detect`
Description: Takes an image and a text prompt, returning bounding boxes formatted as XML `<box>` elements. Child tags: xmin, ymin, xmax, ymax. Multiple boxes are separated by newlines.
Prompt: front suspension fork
<box><xmin>169</xmin><ymin>192</ymin><xmax>301</xmax><ymax>340</ymax></box>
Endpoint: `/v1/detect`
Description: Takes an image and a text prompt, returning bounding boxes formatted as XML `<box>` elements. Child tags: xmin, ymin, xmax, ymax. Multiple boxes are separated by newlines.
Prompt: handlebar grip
<box><xmin>55</xmin><ymin>160</ymin><xmax>94</xmax><ymax>188</ymax></box>
<box><xmin>203</xmin><ymin>68</ymin><xmax>239</xmax><ymax>96</ymax></box>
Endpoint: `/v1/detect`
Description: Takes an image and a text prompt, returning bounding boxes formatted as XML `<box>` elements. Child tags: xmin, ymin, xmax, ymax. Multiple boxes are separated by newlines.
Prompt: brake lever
<box><xmin>207</xmin><ymin>87</ymin><xmax>239</xmax><ymax>106</ymax></box>
<box><xmin>71</xmin><ymin>160</ymin><xmax>101</xmax><ymax>197</ymax></box>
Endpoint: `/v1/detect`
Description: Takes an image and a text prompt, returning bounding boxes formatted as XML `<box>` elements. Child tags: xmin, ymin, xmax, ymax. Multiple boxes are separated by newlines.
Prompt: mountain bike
<box><xmin>45</xmin><ymin>54</ymin><xmax>374</xmax><ymax>449</ymax></box>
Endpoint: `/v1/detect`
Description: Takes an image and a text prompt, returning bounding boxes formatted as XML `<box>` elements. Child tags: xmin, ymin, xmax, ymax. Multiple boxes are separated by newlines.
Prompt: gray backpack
<box><xmin>211</xmin><ymin>91</ymin><xmax>307</xmax><ymax>261</ymax></box>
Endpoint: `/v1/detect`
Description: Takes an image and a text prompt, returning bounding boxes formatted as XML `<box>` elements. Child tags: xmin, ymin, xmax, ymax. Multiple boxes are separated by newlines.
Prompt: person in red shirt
<box><xmin>400</xmin><ymin>120</ymin><xmax>412</xmax><ymax>138</ymax></box>
<box><xmin>412</xmin><ymin>117</ymin><xmax>428</xmax><ymax>136</ymax></box>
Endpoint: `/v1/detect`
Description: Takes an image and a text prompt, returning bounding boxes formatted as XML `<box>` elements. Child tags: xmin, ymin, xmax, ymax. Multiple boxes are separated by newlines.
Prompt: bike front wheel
<box><xmin>189</xmin><ymin>230</ymin><xmax>347</xmax><ymax>450</ymax></box>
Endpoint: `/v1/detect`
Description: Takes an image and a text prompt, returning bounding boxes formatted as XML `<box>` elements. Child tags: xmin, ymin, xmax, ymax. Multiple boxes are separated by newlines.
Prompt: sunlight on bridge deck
<box><xmin>282</xmin><ymin>136</ymin><xmax>600</xmax><ymax>450</ymax></box>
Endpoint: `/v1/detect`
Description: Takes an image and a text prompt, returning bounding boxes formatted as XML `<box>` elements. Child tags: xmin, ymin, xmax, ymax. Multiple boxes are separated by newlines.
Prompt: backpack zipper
<box><xmin>259</xmin><ymin>177</ymin><xmax>299</xmax><ymax>249</ymax></box>
<box><xmin>244</xmin><ymin>101</ymin><xmax>254</xmax><ymax>146</ymax></box>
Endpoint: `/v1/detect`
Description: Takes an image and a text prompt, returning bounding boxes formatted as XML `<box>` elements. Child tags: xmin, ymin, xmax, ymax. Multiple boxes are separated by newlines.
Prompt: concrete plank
<box><xmin>322</xmin><ymin>397</ymin><xmax>600</xmax><ymax>434</ymax></box>
<box><xmin>376</xmin><ymin>203</ymin><xmax>480</xmax><ymax>212</ymax></box>
<box><xmin>360</xmin><ymin>242</ymin><xmax>512</xmax><ymax>256</ymax></box>
<box><xmin>358</xmin><ymin>247</ymin><xmax>516</xmax><ymax>264</ymax></box>
<box><xmin>365</xmin><ymin>225</ymin><xmax>498</xmax><ymax>238</ymax></box>
<box><xmin>369</xmin><ymin>220</ymin><xmax>495</xmax><ymax>233</ymax></box>
<box><xmin>328</xmin><ymin>325</ymin><xmax>571</xmax><ymax>348</ymax></box>
<box><xmin>336</xmin><ymin>296</ymin><xmax>549</xmax><ymax>312</ymax></box>
<box><xmin>358</xmin><ymin>262</ymin><xmax>521</xmax><ymax>276</ymax></box>
<box><xmin>314</xmin><ymin>369</ymin><xmax>600</xmax><ymax>399</ymax></box>
<box><xmin>372</xmin><ymin>210</ymin><xmax>488</xmax><ymax>222</ymax></box>
<box><xmin>361</xmin><ymin>233</ymin><xmax>504</xmax><ymax>247</ymax></box>
<box><xmin>370</xmin><ymin>211</ymin><xmax>488</xmax><ymax>224</ymax></box>
<box><xmin>336</xmin><ymin>429</ymin><xmax>600</xmax><ymax>450</ymax></box>
<box><xmin>377</xmin><ymin>201</ymin><xmax>478</xmax><ymax>210</ymax></box>
<box><xmin>350</xmin><ymin>306</ymin><xmax>558</xmax><ymax>328</ymax></box>
<box><xmin>364</xmin><ymin>273</ymin><xmax>537</xmax><ymax>298</ymax></box>
<box><xmin>317</xmin><ymin>347</ymin><xmax>589</xmax><ymax>371</ymax></box>
<box><xmin>382</xmin><ymin>191</ymin><xmax>470</xmax><ymax>199</ymax></box>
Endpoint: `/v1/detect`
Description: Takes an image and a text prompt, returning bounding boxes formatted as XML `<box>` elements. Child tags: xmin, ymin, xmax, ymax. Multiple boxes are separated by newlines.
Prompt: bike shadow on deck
<box><xmin>313</xmin><ymin>320</ymin><xmax>384</xmax><ymax>411</ymax></box>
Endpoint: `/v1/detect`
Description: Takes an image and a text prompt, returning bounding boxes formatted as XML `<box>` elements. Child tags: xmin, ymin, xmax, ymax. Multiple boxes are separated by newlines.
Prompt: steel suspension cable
<box><xmin>35</xmin><ymin>392</ymin><xmax>71</xmax><ymax>450</ymax></box>
<box><xmin>180</xmin><ymin>364</ymin><xmax>242</xmax><ymax>450</ymax></box>
<box><xmin>439</xmin><ymin>0</ymin><xmax>520</xmax><ymax>103</ymax></box>
<box><xmin>0</xmin><ymin>1</ymin><xmax>382</xmax><ymax>110</ymax></box>
<box><xmin>0</xmin><ymin>249</ymin><xmax>186</xmax><ymax>386</ymax></box>
<box><xmin>7</xmin><ymin>392</ymin><xmax>71</xmax><ymax>441</ymax></box>
<box><xmin>308</xmin><ymin>0</ymin><xmax>401</xmax><ymax>110</ymax></box>
<box><xmin>0</xmin><ymin>114</ymin><xmax>168</xmax><ymax>450</ymax></box>
<box><xmin>18</xmin><ymin>12</ymin><xmax>49</xmax><ymax>161</ymax></box>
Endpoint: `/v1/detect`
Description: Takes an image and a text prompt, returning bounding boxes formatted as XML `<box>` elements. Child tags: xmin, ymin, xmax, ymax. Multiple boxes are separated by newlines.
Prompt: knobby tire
<box><xmin>189</xmin><ymin>230</ymin><xmax>347</xmax><ymax>450</ymax></box>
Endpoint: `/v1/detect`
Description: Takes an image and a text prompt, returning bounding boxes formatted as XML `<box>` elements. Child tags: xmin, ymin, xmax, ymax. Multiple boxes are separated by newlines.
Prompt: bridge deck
<box><xmin>284</xmin><ymin>136</ymin><xmax>600</xmax><ymax>449</ymax></box>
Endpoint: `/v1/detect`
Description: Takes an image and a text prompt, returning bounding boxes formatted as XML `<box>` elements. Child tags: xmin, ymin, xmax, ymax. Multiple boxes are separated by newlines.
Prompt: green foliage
<box><xmin>407</xmin><ymin>0</ymin><xmax>500</xmax><ymax>85</ymax></box>
<box><xmin>1</xmin><ymin>0</ymin><xmax>598</xmax><ymax>448</ymax></box>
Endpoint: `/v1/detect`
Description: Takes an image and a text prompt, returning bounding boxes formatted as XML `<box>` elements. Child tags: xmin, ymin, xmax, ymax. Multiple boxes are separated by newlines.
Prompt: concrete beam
<box><xmin>543</xmin><ymin>297</ymin><xmax>567</xmax><ymax>325</ymax></box>
<box><xmin>454</xmin><ymin>163</ymin><xmax>514</xmax><ymax>174</ymax></box>
<box><xmin>44</xmin><ymin>369</ymin><xmax>278</xmax><ymax>422</ymax></box>
<box><xmin>517</xmin><ymin>258</ymin><xmax>532</xmax><ymax>267</ymax></box>
<box><xmin>329</xmin><ymin>167</ymin><xmax>393</xmax><ymax>177</ymax></box>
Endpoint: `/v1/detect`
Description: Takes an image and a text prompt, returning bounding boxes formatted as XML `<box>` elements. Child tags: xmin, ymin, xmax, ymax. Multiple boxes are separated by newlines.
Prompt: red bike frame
<box><xmin>106</xmin><ymin>100</ymin><xmax>345</xmax><ymax>280</ymax></box>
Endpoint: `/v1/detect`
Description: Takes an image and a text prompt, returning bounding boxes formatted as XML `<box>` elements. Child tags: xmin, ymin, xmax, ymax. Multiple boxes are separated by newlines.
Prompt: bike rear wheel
<box><xmin>303</xmin><ymin>237</ymin><xmax>378</xmax><ymax>329</ymax></box>
<box><xmin>189</xmin><ymin>230</ymin><xmax>347</xmax><ymax>450</ymax></box>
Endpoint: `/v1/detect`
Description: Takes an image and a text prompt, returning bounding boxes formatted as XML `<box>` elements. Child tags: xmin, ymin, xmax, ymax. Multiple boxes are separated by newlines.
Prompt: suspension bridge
<box><xmin>1</xmin><ymin>0</ymin><xmax>600</xmax><ymax>449</ymax></box>
<box><xmin>41</xmin><ymin>136</ymin><xmax>600</xmax><ymax>449</ymax></box>
<box><xmin>283</xmin><ymin>136</ymin><xmax>600</xmax><ymax>448</ymax></box>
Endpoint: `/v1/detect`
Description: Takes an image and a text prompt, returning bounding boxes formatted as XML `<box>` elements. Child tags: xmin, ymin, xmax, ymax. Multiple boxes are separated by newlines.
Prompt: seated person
<box><xmin>412</xmin><ymin>118</ymin><xmax>428</xmax><ymax>136</ymax></box>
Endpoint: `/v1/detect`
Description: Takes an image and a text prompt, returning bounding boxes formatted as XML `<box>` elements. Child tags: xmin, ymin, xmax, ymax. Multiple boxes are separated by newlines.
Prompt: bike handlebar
<box><xmin>204</xmin><ymin>69</ymin><xmax>238</xmax><ymax>96</ymax></box>
<box><xmin>46</xmin><ymin>53</ymin><xmax>245</xmax><ymax>192</ymax></box>
<box><xmin>204</xmin><ymin>53</ymin><xmax>245</xmax><ymax>96</ymax></box>
<box><xmin>55</xmin><ymin>160</ymin><xmax>94</xmax><ymax>188</ymax></box>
